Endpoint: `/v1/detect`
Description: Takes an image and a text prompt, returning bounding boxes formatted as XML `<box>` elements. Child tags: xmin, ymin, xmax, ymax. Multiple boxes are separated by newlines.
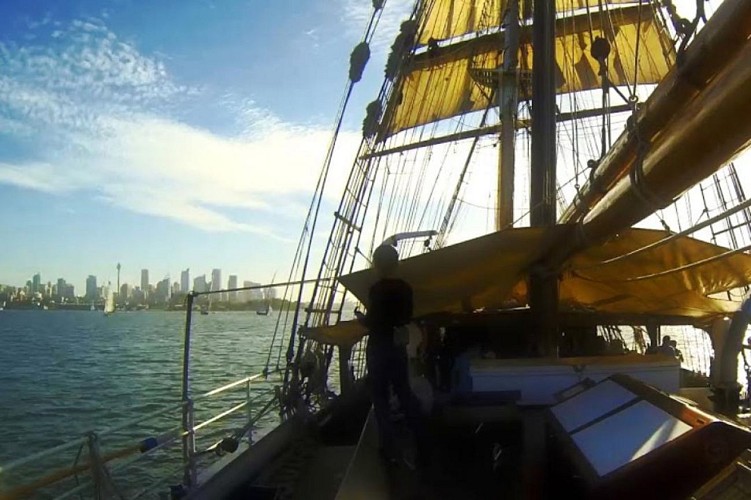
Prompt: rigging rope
<box><xmin>575</xmin><ymin>243</ymin><xmax>751</xmax><ymax>283</ymax></box>
<box><xmin>632</xmin><ymin>0</ymin><xmax>644</xmax><ymax>99</ymax></box>
<box><xmin>273</xmin><ymin>0</ymin><xmax>388</xmax><ymax>388</ymax></box>
<box><xmin>575</xmin><ymin>196</ymin><xmax>751</xmax><ymax>270</ymax></box>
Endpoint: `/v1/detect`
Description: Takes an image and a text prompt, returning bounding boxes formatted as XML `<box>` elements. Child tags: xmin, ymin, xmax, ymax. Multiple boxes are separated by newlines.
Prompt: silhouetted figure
<box><xmin>670</xmin><ymin>339</ymin><xmax>684</xmax><ymax>362</ymax></box>
<box><xmin>418</xmin><ymin>322</ymin><xmax>441</xmax><ymax>389</ymax></box>
<box><xmin>356</xmin><ymin>244</ymin><xmax>424</xmax><ymax>464</ymax></box>
<box><xmin>658</xmin><ymin>335</ymin><xmax>677</xmax><ymax>357</ymax></box>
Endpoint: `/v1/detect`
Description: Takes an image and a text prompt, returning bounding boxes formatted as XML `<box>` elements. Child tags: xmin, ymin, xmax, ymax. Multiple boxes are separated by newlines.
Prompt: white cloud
<box><xmin>0</xmin><ymin>16</ymin><xmax>362</xmax><ymax>236</ymax></box>
<box><xmin>341</xmin><ymin>0</ymin><xmax>415</xmax><ymax>53</ymax></box>
<box><xmin>0</xmin><ymin>162</ymin><xmax>78</xmax><ymax>193</ymax></box>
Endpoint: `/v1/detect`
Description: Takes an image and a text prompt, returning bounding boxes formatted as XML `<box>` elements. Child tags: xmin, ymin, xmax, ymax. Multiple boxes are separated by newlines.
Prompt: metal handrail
<box><xmin>0</xmin><ymin>371</ymin><xmax>278</xmax><ymax>500</ymax></box>
<box><xmin>0</xmin><ymin>438</ymin><xmax>86</xmax><ymax>477</ymax></box>
<box><xmin>197</xmin><ymin>373</ymin><xmax>264</xmax><ymax>399</ymax></box>
<box><xmin>194</xmin><ymin>401</ymin><xmax>248</xmax><ymax>432</ymax></box>
<box><xmin>0</xmin><ymin>400</ymin><xmax>186</xmax><ymax>477</ymax></box>
<box><xmin>0</xmin><ymin>291</ymin><xmax>282</xmax><ymax>500</ymax></box>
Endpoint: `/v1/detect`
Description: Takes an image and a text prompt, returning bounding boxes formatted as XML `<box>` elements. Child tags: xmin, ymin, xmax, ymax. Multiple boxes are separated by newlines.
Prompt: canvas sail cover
<box><xmin>383</xmin><ymin>4</ymin><xmax>674</xmax><ymax>136</ymax></box>
<box><xmin>334</xmin><ymin>228</ymin><xmax>751</xmax><ymax>333</ymax></box>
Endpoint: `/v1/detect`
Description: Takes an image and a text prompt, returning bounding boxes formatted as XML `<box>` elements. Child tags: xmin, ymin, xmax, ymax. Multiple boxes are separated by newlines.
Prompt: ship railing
<box><xmin>0</xmin><ymin>370</ymin><xmax>279</xmax><ymax>499</ymax></box>
<box><xmin>0</xmin><ymin>287</ymin><xmax>285</xmax><ymax>500</ymax></box>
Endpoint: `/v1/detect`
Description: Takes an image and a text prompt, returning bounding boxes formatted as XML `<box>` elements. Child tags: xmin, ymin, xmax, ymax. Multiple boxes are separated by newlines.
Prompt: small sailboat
<box><xmin>256</xmin><ymin>287</ymin><xmax>273</xmax><ymax>316</ymax></box>
<box><xmin>103</xmin><ymin>284</ymin><xmax>115</xmax><ymax>316</ymax></box>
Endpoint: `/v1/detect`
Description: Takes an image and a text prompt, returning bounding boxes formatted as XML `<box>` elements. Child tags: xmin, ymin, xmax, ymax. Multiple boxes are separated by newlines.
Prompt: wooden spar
<box><xmin>360</xmin><ymin>105</ymin><xmax>631</xmax><ymax>161</ymax></box>
<box><xmin>581</xmin><ymin>38</ymin><xmax>751</xmax><ymax>240</ymax></box>
<box><xmin>560</xmin><ymin>0</ymin><xmax>751</xmax><ymax>223</ymax></box>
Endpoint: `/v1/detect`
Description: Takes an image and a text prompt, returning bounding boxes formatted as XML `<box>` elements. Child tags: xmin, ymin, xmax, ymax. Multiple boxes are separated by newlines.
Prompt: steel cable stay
<box><xmin>270</xmin><ymin>1</ymin><xmax>390</xmax><ymax>385</ymax></box>
<box><xmin>436</xmin><ymin>97</ymin><xmax>496</xmax><ymax>249</ymax></box>
<box><xmin>401</xmin><ymin>123</ymin><xmax>448</xmax><ymax>256</ymax></box>
<box><xmin>281</xmin><ymin>1</ymin><xmax>440</xmax><ymax>410</ymax></box>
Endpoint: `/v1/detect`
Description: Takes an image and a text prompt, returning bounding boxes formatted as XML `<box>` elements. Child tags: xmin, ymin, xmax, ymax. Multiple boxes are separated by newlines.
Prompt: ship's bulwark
<box><xmin>333</xmin><ymin>228</ymin><xmax>751</xmax><ymax>339</ymax></box>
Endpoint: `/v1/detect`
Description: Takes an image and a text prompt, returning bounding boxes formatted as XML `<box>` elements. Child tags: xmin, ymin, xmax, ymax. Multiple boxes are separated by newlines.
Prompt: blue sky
<box><xmin>0</xmin><ymin>0</ymin><xmax>412</xmax><ymax>292</ymax></box>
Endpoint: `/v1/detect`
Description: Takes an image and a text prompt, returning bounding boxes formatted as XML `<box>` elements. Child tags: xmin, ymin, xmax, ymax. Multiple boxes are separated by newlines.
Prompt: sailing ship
<box><xmin>4</xmin><ymin>0</ymin><xmax>751</xmax><ymax>498</ymax></box>
<box><xmin>196</xmin><ymin>0</ymin><xmax>751</xmax><ymax>497</ymax></box>
<box><xmin>184</xmin><ymin>0</ymin><xmax>751</xmax><ymax>497</ymax></box>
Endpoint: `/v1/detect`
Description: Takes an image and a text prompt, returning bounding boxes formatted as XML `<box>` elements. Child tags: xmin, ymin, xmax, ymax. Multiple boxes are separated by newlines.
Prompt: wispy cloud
<box><xmin>0</xmin><ymin>16</ymin><xmax>360</xmax><ymax>236</ymax></box>
<box><xmin>340</xmin><ymin>0</ymin><xmax>415</xmax><ymax>53</ymax></box>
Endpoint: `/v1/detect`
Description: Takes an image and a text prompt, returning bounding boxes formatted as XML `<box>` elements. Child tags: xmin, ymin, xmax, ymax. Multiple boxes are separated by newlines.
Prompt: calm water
<box><xmin>0</xmin><ymin>310</ymin><xmax>287</xmax><ymax>496</ymax></box>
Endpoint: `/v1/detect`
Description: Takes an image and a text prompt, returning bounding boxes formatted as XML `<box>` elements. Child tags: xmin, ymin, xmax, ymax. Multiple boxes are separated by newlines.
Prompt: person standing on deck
<box><xmin>355</xmin><ymin>244</ymin><xmax>424</xmax><ymax>464</ymax></box>
<box><xmin>658</xmin><ymin>335</ymin><xmax>677</xmax><ymax>357</ymax></box>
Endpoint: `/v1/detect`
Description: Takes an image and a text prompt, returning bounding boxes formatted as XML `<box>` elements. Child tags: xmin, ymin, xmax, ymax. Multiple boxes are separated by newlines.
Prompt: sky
<box><xmin>0</xmin><ymin>0</ymin><xmax>413</xmax><ymax>292</ymax></box>
<box><xmin>0</xmin><ymin>0</ymin><xmax>715</xmax><ymax>293</ymax></box>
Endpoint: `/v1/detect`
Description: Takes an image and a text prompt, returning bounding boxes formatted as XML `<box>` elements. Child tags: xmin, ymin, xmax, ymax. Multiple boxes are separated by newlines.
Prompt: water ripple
<box><xmin>0</xmin><ymin>310</ymin><xmax>285</xmax><ymax>494</ymax></box>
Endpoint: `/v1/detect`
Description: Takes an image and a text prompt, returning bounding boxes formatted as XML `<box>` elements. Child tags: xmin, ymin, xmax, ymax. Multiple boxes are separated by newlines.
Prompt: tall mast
<box><xmin>529</xmin><ymin>0</ymin><xmax>558</xmax><ymax>356</ymax></box>
<box><xmin>496</xmin><ymin>0</ymin><xmax>520</xmax><ymax>231</ymax></box>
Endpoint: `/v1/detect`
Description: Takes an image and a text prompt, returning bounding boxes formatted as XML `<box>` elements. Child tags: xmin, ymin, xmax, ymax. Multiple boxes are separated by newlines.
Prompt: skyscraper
<box><xmin>86</xmin><ymin>275</ymin><xmax>97</xmax><ymax>301</ymax></box>
<box><xmin>242</xmin><ymin>281</ymin><xmax>253</xmax><ymax>302</ymax></box>
<box><xmin>56</xmin><ymin>278</ymin><xmax>66</xmax><ymax>300</ymax></box>
<box><xmin>31</xmin><ymin>273</ymin><xmax>41</xmax><ymax>295</ymax></box>
<box><xmin>246</xmin><ymin>281</ymin><xmax>263</xmax><ymax>300</ymax></box>
<box><xmin>228</xmin><ymin>275</ymin><xmax>238</xmax><ymax>302</ymax></box>
<box><xmin>180</xmin><ymin>269</ymin><xmax>190</xmax><ymax>293</ymax></box>
<box><xmin>155</xmin><ymin>278</ymin><xmax>170</xmax><ymax>303</ymax></box>
<box><xmin>211</xmin><ymin>269</ymin><xmax>221</xmax><ymax>292</ymax></box>
<box><xmin>141</xmin><ymin>269</ymin><xmax>149</xmax><ymax>296</ymax></box>
<box><xmin>193</xmin><ymin>275</ymin><xmax>207</xmax><ymax>293</ymax></box>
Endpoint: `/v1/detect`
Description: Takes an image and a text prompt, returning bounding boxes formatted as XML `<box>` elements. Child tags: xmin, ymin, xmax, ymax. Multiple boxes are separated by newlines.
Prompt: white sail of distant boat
<box><xmin>256</xmin><ymin>290</ymin><xmax>272</xmax><ymax>316</ymax></box>
<box><xmin>104</xmin><ymin>284</ymin><xmax>115</xmax><ymax>315</ymax></box>
<box><xmin>257</xmin><ymin>275</ymin><xmax>276</xmax><ymax>315</ymax></box>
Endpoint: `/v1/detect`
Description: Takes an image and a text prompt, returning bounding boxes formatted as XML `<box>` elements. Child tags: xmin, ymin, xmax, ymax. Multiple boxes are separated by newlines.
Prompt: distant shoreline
<box><xmin>1</xmin><ymin>299</ymin><xmax>299</xmax><ymax>312</ymax></box>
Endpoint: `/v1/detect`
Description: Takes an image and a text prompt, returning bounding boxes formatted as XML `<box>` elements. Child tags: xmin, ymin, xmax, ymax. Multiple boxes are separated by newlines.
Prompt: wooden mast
<box><xmin>496</xmin><ymin>0</ymin><xmax>520</xmax><ymax>231</ymax></box>
<box><xmin>529</xmin><ymin>0</ymin><xmax>558</xmax><ymax>356</ymax></box>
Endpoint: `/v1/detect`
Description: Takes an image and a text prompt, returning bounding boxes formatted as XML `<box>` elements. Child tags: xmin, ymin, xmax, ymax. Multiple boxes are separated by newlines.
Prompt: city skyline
<box><xmin>4</xmin><ymin>265</ymin><xmax>271</xmax><ymax>296</ymax></box>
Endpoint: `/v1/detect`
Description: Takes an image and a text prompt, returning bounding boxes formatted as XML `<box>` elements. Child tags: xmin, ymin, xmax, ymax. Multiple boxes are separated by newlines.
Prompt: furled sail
<box><xmin>382</xmin><ymin>3</ymin><xmax>674</xmax><ymax>137</ymax></box>
<box><xmin>337</xmin><ymin>227</ymin><xmax>751</xmax><ymax>325</ymax></box>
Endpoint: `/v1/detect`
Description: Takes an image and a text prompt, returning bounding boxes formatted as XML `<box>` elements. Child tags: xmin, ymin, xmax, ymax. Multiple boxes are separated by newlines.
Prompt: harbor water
<box><xmin>0</xmin><ymin>310</ymin><xmax>286</xmax><ymax>497</ymax></box>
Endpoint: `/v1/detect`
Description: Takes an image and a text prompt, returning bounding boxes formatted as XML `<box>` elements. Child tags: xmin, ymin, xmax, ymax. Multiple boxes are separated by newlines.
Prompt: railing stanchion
<box><xmin>182</xmin><ymin>293</ymin><xmax>196</xmax><ymax>488</ymax></box>
<box><xmin>246</xmin><ymin>378</ymin><xmax>253</xmax><ymax>444</ymax></box>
